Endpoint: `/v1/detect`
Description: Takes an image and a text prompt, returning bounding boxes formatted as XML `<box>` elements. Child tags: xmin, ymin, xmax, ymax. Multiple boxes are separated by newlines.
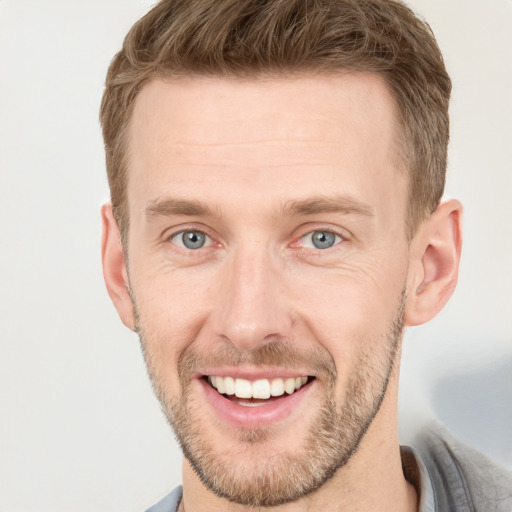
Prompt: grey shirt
<box><xmin>407</xmin><ymin>425</ymin><xmax>512</xmax><ymax>512</ymax></box>
<box><xmin>146</xmin><ymin>426</ymin><xmax>512</xmax><ymax>512</ymax></box>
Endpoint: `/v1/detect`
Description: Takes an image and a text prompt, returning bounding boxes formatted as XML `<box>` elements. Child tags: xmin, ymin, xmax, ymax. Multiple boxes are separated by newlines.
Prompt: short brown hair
<box><xmin>100</xmin><ymin>0</ymin><xmax>451</xmax><ymax>240</ymax></box>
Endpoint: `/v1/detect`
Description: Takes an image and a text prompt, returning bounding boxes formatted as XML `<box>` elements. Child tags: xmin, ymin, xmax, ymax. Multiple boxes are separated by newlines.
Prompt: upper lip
<box><xmin>195</xmin><ymin>367</ymin><xmax>315</xmax><ymax>380</ymax></box>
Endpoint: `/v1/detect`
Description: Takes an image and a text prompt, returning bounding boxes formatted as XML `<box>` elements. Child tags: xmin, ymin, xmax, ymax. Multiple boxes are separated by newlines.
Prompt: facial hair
<box><xmin>135</xmin><ymin>289</ymin><xmax>405</xmax><ymax>508</ymax></box>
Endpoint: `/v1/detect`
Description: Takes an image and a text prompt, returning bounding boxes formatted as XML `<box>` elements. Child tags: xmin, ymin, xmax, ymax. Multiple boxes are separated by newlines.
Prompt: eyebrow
<box><xmin>145</xmin><ymin>194</ymin><xmax>374</xmax><ymax>221</ymax></box>
<box><xmin>145</xmin><ymin>198</ymin><xmax>220</xmax><ymax>219</ymax></box>
<box><xmin>280</xmin><ymin>195</ymin><xmax>374</xmax><ymax>218</ymax></box>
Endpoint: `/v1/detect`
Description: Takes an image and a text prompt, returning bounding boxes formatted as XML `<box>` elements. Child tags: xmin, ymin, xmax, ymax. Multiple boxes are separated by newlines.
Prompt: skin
<box><xmin>102</xmin><ymin>74</ymin><xmax>462</xmax><ymax>511</ymax></box>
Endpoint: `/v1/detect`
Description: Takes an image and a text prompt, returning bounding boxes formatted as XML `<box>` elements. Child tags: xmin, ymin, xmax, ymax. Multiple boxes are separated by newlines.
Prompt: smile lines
<box><xmin>207</xmin><ymin>375</ymin><xmax>309</xmax><ymax>399</ymax></box>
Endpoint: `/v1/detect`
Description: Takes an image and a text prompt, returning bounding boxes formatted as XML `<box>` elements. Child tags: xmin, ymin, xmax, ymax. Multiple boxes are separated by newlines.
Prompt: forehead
<box><xmin>129</xmin><ymin>73</ymin><xmax>400</xmax><ymax>151</ymax></box>
<box><xmin>126</xmin><ymin>73</ymin><xmax>407</xmax><ymax>223</ymax></box>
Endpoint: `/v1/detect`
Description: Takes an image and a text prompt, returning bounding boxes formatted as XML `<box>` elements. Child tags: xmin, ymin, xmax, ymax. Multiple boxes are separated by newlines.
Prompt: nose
<box><xmin>212</xmin><ymin>243</ymin><xmax>292</xmax><ymax>351</ymax></box>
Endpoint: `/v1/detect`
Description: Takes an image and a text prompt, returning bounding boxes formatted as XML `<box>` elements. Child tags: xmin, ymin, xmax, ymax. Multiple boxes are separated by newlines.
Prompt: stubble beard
<box><xmin>135</xmin><ymin>290</ymin><xmax>405</xmax><ymax>508</ymax></box>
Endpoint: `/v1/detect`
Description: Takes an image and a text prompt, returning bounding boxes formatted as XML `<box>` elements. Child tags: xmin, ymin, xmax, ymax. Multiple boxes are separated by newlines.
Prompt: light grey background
<box><xmin>0</xmin><ymin>1</ymin><xmax>510</xmax><ymax>511</ymax></box>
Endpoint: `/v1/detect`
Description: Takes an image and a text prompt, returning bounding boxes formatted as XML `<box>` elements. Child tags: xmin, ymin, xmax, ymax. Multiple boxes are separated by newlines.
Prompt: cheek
<box><xmin>289</xmin><ymin>264</ymin><xmax>405</xmax><ymax>373</ymax></box>
<box><xmin>131</xmin><ymin>267</ymin><xmax>217</xmax><ymax>380</ymax></box>
<box><xmin>133</xmin><ymin>258</ymin><xmax>216</xmax><ymax>323</ymax></box>
<box><xmin>294</xmin><ymin>271</ymin><xmax>397</xmax><ymax>334</ymax></box>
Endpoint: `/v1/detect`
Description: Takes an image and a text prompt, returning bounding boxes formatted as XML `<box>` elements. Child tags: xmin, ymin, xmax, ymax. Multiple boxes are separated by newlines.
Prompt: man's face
<box><xmin>125</xmin><ymin>74</ymin><xmax>411</xmax><ymax>506</ymax></box>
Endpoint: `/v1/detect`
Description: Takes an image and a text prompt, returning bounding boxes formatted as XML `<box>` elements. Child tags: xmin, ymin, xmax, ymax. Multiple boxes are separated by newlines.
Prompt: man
<box><xmin>99</xmin><ymin>0</ymin><xmax>512</xmax><ymax>511</ymax></box>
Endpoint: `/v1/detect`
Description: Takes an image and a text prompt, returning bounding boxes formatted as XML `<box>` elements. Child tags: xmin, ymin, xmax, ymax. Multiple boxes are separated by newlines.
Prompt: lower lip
<box><xmin>199</xmin><ymin>378</ymin><xmax>313</xmax><ymax>429</ymax></box>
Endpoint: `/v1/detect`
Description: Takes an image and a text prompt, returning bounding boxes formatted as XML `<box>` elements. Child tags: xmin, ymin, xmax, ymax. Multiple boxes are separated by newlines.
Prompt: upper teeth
<box><xmin>208</xmin><ymin>376</ymin><xmax>308</xmax><ymax>399</ymax></box>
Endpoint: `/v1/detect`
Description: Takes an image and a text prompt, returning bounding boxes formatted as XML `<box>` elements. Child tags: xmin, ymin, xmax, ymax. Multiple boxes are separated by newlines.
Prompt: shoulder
<box><xmin>414</xmin><ymin>423</ymin><xmax>512</xmax><ymax>512</ymax></box>
<box><xmin>145</xmin><ymin>486</ymin><xmax>183</xmax><ymax>512</ymax></box>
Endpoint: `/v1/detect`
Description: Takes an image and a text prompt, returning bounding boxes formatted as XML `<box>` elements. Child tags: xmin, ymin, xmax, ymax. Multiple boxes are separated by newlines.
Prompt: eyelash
<box><xmin>297</xmin><ymin>230</ymin><xmax>344</xmax><ymax>250</ymax></box>
<box><xmin>168</xmin><ymin>228</ymin><xmax>214</xmax><ymax>251</ymax></box>
<box><xmin>166</xmin><ymin>226</ymin><xmax>346</xmax><ymax>255</ymax></box>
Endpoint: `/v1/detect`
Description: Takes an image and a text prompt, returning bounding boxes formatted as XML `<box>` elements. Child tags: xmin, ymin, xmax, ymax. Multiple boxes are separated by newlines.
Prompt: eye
<box><xmin>300</xmin><ymin>230</ymin><xmax>342</xmax><ymax>250</ymax></box>
<box><xmin>171</xmin><ymin>230</ymin><xmax>211</xmax><ymax>250</ymax></box>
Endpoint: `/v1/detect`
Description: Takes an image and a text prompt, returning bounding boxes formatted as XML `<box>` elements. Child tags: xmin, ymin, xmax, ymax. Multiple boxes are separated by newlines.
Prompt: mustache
<box><xmin>177</xmin><ymin>339</ymin><xmax>337</xmax><ymax>382</ymax></box>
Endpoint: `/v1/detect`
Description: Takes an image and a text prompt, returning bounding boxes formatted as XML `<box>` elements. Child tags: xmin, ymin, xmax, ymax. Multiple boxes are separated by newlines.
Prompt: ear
<box><xmin>101</xmin><ymin>204</ymin><xmax>136</xmax><ymax>330</ymax></box>
<box><xmin>404</xmin><ymin>199</ymin><xmax>463</xmax><ymax>326</ymax></box>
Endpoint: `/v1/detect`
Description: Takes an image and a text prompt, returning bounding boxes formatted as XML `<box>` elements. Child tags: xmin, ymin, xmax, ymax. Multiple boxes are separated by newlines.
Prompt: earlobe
<box><xmin>404</xmin><ymin>200</ymin><xmax>463</xmax><ymax>326</ymax></box>
<box><xmin>101</xmin><ymin>204</ymin><xmax>136</xmax><ymax>330</ymax></box>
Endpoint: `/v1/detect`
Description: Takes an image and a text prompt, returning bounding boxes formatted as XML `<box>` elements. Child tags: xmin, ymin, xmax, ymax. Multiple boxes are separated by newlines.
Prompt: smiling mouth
<box><xmin>205</xmin><ymin>375</ymin><xmax>314</xmax><ymax>406</ymax></box>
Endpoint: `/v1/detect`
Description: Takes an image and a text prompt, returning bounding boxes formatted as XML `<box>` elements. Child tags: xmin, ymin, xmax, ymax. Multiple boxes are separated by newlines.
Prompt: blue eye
<box><xmin>301</xmin><ymin>231</ymin><xmax>342</xmax><ymax>249</ymax></box>
<box><xmin>171</xmin><ymin>230</ymin><xmax>210</xmax><ymax>250</ymax></box>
